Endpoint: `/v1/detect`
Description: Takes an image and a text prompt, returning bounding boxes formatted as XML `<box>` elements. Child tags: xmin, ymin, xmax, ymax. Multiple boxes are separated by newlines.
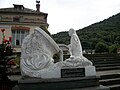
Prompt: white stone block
<box><xmin>41</xmin><ymin>66</ymin><xmax>96</xmax><ymax>79</ymax></box>
<box><xmin>85</xmin><ymin>66</ymin><xmax>96</xmax><ymax>76</ymax></box>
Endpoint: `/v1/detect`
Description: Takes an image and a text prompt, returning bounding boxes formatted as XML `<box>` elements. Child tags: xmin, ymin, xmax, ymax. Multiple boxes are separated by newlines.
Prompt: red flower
<box><xmin>3</xmin><ymin>39</ymin><xmax>9</xmax><ymax>43</ymax></box>
<box><xmin>9</xmin><ymin>37</ymin><xmax>12</xmax><ymax>42</ymax></box>
<box><xmin>1</xmin><ymin>29</ymin><xmax>5</xmax><ymax>32</ymax></box>
<box><xmin>7</xmin><ymin>60</ymin><xmax>16</xmax><ymax>65</ymax></box>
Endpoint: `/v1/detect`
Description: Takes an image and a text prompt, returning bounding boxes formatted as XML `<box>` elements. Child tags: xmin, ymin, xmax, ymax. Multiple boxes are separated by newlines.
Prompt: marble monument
<box><xmin>56</xmin><ymin>28</ymin><xmax>93</xmax><ymax>67</ymax></box>
<box><xmin>15</xmin><ymin>27</ymin><xmax>109</xmax><ymax>90</ymax></box>
<box><xmin>20</xmin><ymin>27</ymin><xmax>63</xmax><ymax>77</ymax></box>
<box><xmin>20</xmin><ymin>27</ymin><xmax>96</xmax><ymax>78</ymax></box>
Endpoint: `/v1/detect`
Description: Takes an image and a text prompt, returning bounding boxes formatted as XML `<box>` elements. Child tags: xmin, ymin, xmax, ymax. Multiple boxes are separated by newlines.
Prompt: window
<box><xmin>12</xmin><ymin>30</ymin><xmax>29</xmax><ymax>46</ymax></box>
<box><xmin>13</xmin><ymin>17</ymin><xmax>20</xmax><ymax>22</ymax></box>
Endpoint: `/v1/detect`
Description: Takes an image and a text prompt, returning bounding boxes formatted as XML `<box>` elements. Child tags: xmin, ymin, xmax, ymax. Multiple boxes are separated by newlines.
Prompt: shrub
<box><xmin>109</xmin><ymin>45</ymin><xmax>117</xmax><ymax>53</ymax></box>
<box><xmin>95</xmin><ymin>42</ymin><xmax>109</xmax><ymax>53</ymax></box>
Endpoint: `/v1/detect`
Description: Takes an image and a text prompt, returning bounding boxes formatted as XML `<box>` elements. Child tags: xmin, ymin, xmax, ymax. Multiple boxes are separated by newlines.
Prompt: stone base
<box><xmin>12</xmin><ymin>66</ymin><xmax>109</xmax><ymax>90</ymax></box>
<box><xmin>12</xmin><ymin>76</ymin><xmax>109</xmax><ymax>90</ymax></box>
<box><xmin>41</xmin><ymin>66</ymin><xmax>96</xmax><ymax>78</ymax></box>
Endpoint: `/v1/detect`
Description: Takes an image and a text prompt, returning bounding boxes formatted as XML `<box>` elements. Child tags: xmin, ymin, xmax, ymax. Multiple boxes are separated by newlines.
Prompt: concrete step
<box><xmin>84</xmin><ymin>54</ymin><xmax>120</xmax><ymax>60</ymax></box>
<box><xmin>98</xmin><ymin>71</ymin><xmax>120</xmax><ymax>90</ymax></box>
<box><xmin>100</xmin><ymin>74</ymin><xmax>120</xmax><ymax>80</ymax></box>
<box><xmin>100</xmin><ymin>78</ymin><xmax>120</xmax><ymax>85</ymax></box>
<box><xmin>107</xmin><ymin>84</ymin><xmax>120</xmax><ymax>90</ymax></box>
<box><xmin>92</xmin><ymin>59</ymin><xmax>120</xmax><ymax>61</ymax></box>
<box><xmin>93</xmin><ymin>60</ymin><xmax>120</xmax><ymax>64</ymax></box>
<box><xmin>91</xmin><ymin>57</ymin><xmax>120</xmax><ymax>62</ymax></box>
<box><xmin>96</xmin><ymin>66</ymin><xmax>120</xmax><ymax>71</ymax></box>
<box><xmin>64</xmin><ymin>56</ymin><xmax>119</xmax><ymax>61</ymax></box>
<box><xmin>90</xmin><ymin>59</ymin><xmax>119</xmax><ymax>62</ymax></box>
<box><xmin>95</xmin><ymin>63</ymin><xmax>120</xmax><ymax>68</ymax></box>
<box><xmin>84</xmin><ymin>55</ymin><xmax>119</xmax><ymax>58</ymax></box>
<box><xmin>85</xmin><ymin>56</ymin><xmax>119</xmax><ymax>59</ymax></box>
<box><xmin>85</xmin><ymin>54</ymin><xmax>120</xmax><ymax>57</ymax></box>
<box><xmin>64</xmin><ymin>54</ymin><xmax>120</xmax><ymax>61</ymax></box>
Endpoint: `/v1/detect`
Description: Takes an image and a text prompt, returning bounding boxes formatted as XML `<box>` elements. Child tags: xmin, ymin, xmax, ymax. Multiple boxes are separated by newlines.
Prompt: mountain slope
<box><xmin>52</xmin><ymin>12</ymin><xmax>120</xmax><ymax>49</ymax></box>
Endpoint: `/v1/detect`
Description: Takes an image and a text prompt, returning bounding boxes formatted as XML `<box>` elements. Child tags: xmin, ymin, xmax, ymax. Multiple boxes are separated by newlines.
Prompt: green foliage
<box><xmin>0</xmin><ymin>43</ymin><xmax>13</xmax><ymax>59</ymax></box>
<box><xmin>0</xmin><ymin>44</ymin><xmax>5</xmax><ymax>59</ymax></box>
<box><xmin>52</xmin><ymin>32</ymin><xmax>70</xmax><ymax>45</ymax></box>
<box><xmin>109</xmin><ymin>45</ymin><xmax>118</xmax><ymax>53</ymax></box>
<box><xmin>95</xmin><ymin>42</ymin><xmax>109</xmax><ymax>53</ymax></box>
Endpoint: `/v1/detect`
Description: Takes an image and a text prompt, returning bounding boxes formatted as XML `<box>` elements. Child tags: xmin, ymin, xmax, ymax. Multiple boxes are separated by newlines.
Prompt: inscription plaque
<box><xmin>61</xmin><ymin>68</ymin><xmax>85</xmax><ymax>78</ymax></box>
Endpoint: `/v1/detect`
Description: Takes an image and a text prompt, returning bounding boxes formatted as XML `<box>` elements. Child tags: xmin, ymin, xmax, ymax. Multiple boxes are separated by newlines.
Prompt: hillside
<box><xmin>52</xmin><ymin>12</ymin><xmax>120</xmax><ymax>50</ymax></box>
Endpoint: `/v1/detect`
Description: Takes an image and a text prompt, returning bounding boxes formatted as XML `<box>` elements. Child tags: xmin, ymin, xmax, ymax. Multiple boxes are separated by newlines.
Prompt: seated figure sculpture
<box><xmin>57</xmin><ymin>28</ymin><xmax>93</xmax><ymax>67</ymax></box>
<box><xmin>20</xmin><ymin>27</ymin><xmax>93</xmax><ymax>78</ymax></box>
<box><xmin>20</xmin><ymin>27</ymin><xmax>63</xmax><ymax>77</ymax></box>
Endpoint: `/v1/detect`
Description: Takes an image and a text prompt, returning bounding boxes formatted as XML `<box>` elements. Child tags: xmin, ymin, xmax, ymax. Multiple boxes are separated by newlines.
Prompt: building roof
<box><xmin>0</xmin><ymin>4</ymin><xmax>48</xmax><ymax>15</ymax></box>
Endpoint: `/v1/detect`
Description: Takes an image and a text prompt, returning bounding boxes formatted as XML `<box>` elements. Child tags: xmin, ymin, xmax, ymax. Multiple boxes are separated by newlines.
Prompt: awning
<box><xmin>11</xmin><ymin>26</ymin><xmax>30</xmax><ymax>30</ymax></box>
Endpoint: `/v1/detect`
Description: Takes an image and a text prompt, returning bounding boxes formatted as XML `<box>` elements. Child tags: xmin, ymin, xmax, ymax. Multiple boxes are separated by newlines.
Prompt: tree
<box><xmin>95</xmin><ymin>42</ymin><xmax>109</xmax><ymax>53</ymax></box>
<box><xmin>0</xmin><ymin>29</ymin><xmax>14</xmax><ymax>79</ymax></box>
<box><xmin>109</xmin><ymin>45</ymin><xmax>117</xmax><ymax>53</ymax></box>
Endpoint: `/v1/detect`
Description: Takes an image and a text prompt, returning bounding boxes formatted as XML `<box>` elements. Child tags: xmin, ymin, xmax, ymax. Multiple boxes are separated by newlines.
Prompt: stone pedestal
<box><xmin>12</xmin><ymin>66</ymin><xmax>109</xmax><ymax>90</ymax></box>
<box><xmin>41</xmin><ymin>66</ymin><xmax>96</xmax><ymax>78</ymax></box>
<box><xmin>13</xmin><ymin>76</ymin><xmax>109</xmax><ymax>90</ymax></box>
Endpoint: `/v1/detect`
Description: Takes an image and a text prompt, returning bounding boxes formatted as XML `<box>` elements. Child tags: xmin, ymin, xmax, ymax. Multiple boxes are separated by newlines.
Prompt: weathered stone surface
<box><xmin>20</xmin><ymin>27</ymin><xmax>63</xmax><ymax>77</ymax></box>
<box><xmin>20</xmin><ymin>28</ymin><xmax>94</xmax><ymax>78</ymax></box>
<box><xmin>12</xmin><ymin>76</ymin><xmax>109</xmax><ymax>90</ymax></box>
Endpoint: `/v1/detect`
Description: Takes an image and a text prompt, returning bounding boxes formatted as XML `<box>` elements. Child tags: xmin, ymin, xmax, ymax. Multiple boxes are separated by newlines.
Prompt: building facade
<box><xmin>0</xmin><ymin>2</ymin><xmax>48</xmax><ymax>52</ymax></box>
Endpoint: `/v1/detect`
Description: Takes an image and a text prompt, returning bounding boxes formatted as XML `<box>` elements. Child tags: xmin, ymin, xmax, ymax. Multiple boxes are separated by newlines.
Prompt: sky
<box><xmin>0</xmin><ymin>0</ymin><xmax>120</xmax><ymax>34</ymax></box>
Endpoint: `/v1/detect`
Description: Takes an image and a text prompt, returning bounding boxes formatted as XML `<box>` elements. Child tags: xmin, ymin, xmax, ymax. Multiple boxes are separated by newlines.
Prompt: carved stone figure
<box><xmin>57</xmin><ymin>28</ymin><xmax>93</xmax><ymax>67</ymax></box>
<box><xmin>20</xmin><ymin>27</ymin><xmax>63</xmax><ymax>77</ymax></box>
<box><xmin>68</xmin><ymin>28</ymin><xmax>83</xmax><ymax>57</ymax></box>
<box><xmin>20</xmin><ymin>27</ymin><xmax>93</xmax><ymax>78</ymax></box>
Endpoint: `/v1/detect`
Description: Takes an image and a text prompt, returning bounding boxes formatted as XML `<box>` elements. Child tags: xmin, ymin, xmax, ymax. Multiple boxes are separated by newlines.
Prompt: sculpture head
<box><xmin>69</xmin><ymin>28</ymin><xmax>76</xmax><ymax>36</ymax></box>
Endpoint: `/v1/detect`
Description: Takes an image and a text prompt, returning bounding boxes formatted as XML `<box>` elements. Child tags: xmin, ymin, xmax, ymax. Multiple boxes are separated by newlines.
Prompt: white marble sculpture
<box><xmin>20</xmin><ymin>27</ymin><xmax>93</xmax><ymax>78</ymax></box>
<box><xmin>40</xmin><ymin>28</ymin><xmax>94</xmax><ymax>78</ymax></box>
<box><xmin>57</xmin><ymin>28</ymin><xmax>93</xmax><ymax>67</ymax></box>
<box><xmin>20</xmin><ymin>27</ymin><xmax>63</xmax><ymax>77</ymax></box>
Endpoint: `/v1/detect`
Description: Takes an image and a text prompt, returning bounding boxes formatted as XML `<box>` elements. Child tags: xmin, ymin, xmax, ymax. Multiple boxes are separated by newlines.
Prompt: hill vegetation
<box><xmin>52</xmin><ymin>12</ymin><xmax>120</xmax><ymax>53</ymax></box>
